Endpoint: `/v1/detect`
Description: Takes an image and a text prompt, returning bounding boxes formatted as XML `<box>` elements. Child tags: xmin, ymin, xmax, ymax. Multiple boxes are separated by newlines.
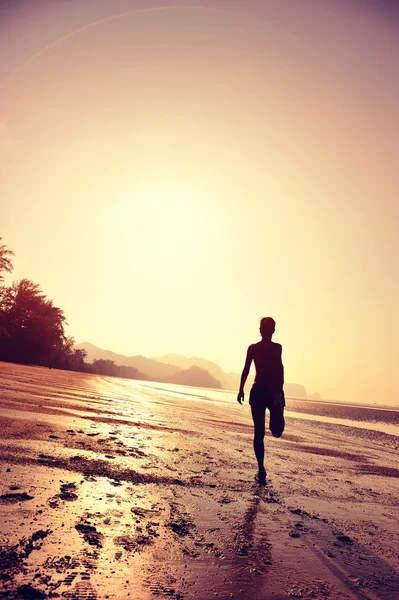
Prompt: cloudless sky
<box><xmin>1</xmin><ymin>0</ymin><xmax>398</xmax><ymax>404</ymax></box>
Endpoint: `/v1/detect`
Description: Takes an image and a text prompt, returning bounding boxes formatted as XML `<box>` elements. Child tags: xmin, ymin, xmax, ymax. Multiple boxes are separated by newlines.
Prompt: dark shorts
<box><xmin>249</xmin><ymin>385</ymin><xmax>286</xmax><ymax>408</ymax></box>
<box><xmin>249</xmin><ymin>385</ymin><xmax>285</xmax><ymax>437</ymax></box>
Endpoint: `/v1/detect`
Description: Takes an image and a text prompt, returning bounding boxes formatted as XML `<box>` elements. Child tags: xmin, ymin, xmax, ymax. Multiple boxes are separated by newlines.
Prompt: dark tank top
<box><xmin>251</xmin><ymin>341</ymin><xmax>284</xmax><ymax>391</ymax></box>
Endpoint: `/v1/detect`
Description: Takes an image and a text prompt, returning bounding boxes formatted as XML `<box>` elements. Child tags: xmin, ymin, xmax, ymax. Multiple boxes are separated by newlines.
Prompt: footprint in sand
<box><xmin>48</xmin><ymin>483</ymin><xmax>79</xmax><ymax>507</ymax></box>
<box><xmin>64</xmin><ymin>581</ymin><xmax>98</xmax><ymax>600</ymax></box>
<box><xmin>59</xmin><ymin>482</ymin><xmax>79</xmax><ymax>501</ymax></box>
<box><xmin>75</xmin><ymin>522</ymin><xmax>104</xmax><ymax>548</ymax></box>
<box><xmin>114</xmin><ymin>532</ymin><xmax>154</xmax><ymax>552</ymax></box>
<box><xmin>0</xmin><ymin>492</ymin><xmax>34</xmax><ymax>504</ymax></box>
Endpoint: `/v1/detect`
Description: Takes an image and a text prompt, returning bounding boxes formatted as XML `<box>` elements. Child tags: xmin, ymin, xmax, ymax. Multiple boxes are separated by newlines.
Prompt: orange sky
<box><xmin>1</xmin><ymin>0</ymin><xmax>398</xmax><ymax>404</ymax></box>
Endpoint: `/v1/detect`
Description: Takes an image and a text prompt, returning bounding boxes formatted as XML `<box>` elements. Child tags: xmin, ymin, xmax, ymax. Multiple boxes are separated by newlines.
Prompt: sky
<box><xmin>1</xmin><ymin>0</ymin><xmax>398</xmax><ymax>404</ymax></box>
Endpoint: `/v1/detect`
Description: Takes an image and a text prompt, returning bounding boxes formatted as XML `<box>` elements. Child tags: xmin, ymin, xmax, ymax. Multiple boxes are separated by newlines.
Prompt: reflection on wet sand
<box><xmin>0</xmin><ymin>363</ymin><xmax>398</xmax><ymax>599</ymax></box>
<box><xmin>284</xmin><ymin>410</ymin><xmax>399</xmax><ymax>437</ymax></box>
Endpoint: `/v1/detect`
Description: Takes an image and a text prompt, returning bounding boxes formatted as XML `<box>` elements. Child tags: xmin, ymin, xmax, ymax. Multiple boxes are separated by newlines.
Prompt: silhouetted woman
<box><xmin>237</xmin><ymin>317</ymin><xmax>285</xmax><ymax>483</ymax></box>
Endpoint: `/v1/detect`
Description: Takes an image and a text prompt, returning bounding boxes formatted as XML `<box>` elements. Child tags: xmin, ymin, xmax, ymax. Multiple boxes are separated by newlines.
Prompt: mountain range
<box><xmin>76</xmin><ymin>342</ymin><xmax>310</xmax><ymax>397</ymax></box>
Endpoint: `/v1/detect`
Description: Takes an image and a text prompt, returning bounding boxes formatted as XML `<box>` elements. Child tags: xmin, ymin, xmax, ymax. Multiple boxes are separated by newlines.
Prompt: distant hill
<box><xmin>75</xmin><ymin>343</ymin><xmax>222</xmax><ymax>389</ymax></box>
<box><xmin>153</xmin><ymin>354</ymin><xmax>246</xmax><ymax>391</ymax></box>
<box><xmin>76</xmin><ymin>343</ymin><xmax>313</xmax><ymax>397</ymax></box>
<box><xmin>286</xmin><ymin>383</ymin><xmax>307</xmax><ymax>398</ymax></box>
<box><xmin>75</xmin><ymin>343</ymin><xmax>182</xmax><ymax>378</ymax></box>
<box><xmin>153</xmin><ymin>354</ymin><xmax>234</xmax><ymax>388</ymax></box>
<box><xmin>163</xmin><ymin>366</ymin><xmax>222</xmax><ymax>389</ymax></box>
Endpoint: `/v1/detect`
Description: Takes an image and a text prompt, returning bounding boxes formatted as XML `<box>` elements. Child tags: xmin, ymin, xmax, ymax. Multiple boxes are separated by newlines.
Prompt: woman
<box><xmin>237</xmin><ymin>317</ymin><xmax>285</xmax><ymax>483</ymax></box>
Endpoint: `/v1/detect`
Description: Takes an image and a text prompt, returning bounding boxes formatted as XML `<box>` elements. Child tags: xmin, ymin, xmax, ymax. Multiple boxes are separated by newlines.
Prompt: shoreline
<box><xmin>2</xmin><ymin>360</ymin><xmax>398</xmax><ymax>412</ymax></box>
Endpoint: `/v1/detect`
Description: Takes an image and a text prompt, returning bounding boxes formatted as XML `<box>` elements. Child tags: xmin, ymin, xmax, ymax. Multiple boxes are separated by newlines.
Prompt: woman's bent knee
<box><xmin>270</xmin><ymin>421</ymin><xmax>284</xmax><ymax>438</ymax></box>
<box><xmin>271</xmin><ymin>429</ymin><xmax>283</xmax><ymax>438</ymax></box>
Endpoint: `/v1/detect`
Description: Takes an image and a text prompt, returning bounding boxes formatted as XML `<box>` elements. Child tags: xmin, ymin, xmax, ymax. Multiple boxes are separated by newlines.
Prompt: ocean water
<box><xmin>133</xmin><ymin>380</ymin><xmax>399</xmax><ymax>438</ymax></box>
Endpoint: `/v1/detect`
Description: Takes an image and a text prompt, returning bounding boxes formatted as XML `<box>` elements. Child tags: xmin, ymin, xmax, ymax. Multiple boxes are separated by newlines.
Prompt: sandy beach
<box><xmin>0</xmin><ymin>362</ymin><xmax>398</xmax><ymax>600</ymax></box>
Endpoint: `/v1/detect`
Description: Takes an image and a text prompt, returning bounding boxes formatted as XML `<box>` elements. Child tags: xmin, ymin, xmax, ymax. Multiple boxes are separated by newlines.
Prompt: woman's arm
<box><xmin>237</xmin><ymin>346</ymin><xmax>253</xmax><ymax>405</ymax></box>
<box><xmin>278</xmin><ymin>344</ymin><xmax>284</xmax><ymax>389</ymax></box>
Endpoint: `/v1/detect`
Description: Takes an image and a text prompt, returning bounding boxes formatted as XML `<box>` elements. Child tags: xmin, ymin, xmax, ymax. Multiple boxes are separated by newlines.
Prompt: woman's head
<box><xmin>260</xmin><ymin>317</ymin><xmax>276</xmax><ymax>338</ymax></box>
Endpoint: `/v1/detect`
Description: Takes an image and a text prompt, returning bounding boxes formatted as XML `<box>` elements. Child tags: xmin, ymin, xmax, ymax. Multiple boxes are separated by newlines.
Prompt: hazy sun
<box><xmin>139</xmin><ymin>181</ymin><xmax>204</xmax><ymax>259</ymax></box>
<box><xmin>108</xmin><ymin>176</ymin><xmax>217</xmax><ymax>281</ymax></box>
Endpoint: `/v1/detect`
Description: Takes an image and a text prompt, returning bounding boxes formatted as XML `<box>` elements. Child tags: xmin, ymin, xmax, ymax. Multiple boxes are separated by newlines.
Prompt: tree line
<box><xmin>0</xmin><ymin>239</ymin><xmax>142</xmax><ymax>379</ymax></box>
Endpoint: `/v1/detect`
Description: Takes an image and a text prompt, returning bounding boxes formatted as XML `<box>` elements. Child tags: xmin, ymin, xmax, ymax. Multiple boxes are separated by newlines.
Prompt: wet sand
<box><xmin>0</xmin><ymin>362</ymin><xmax>398</xmax><ymax>600</ymax></box>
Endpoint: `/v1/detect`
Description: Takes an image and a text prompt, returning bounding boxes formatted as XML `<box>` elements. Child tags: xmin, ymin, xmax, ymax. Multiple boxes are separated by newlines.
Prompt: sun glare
<box><xmin>108</xmin><ymin>178</ymin><xmax>215</xmax><ymax>280</ymax></box>
<box><xmin>139</xmin><ymin>181</ymin><xmax>204</xmax><ymax>257</ymax></box>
